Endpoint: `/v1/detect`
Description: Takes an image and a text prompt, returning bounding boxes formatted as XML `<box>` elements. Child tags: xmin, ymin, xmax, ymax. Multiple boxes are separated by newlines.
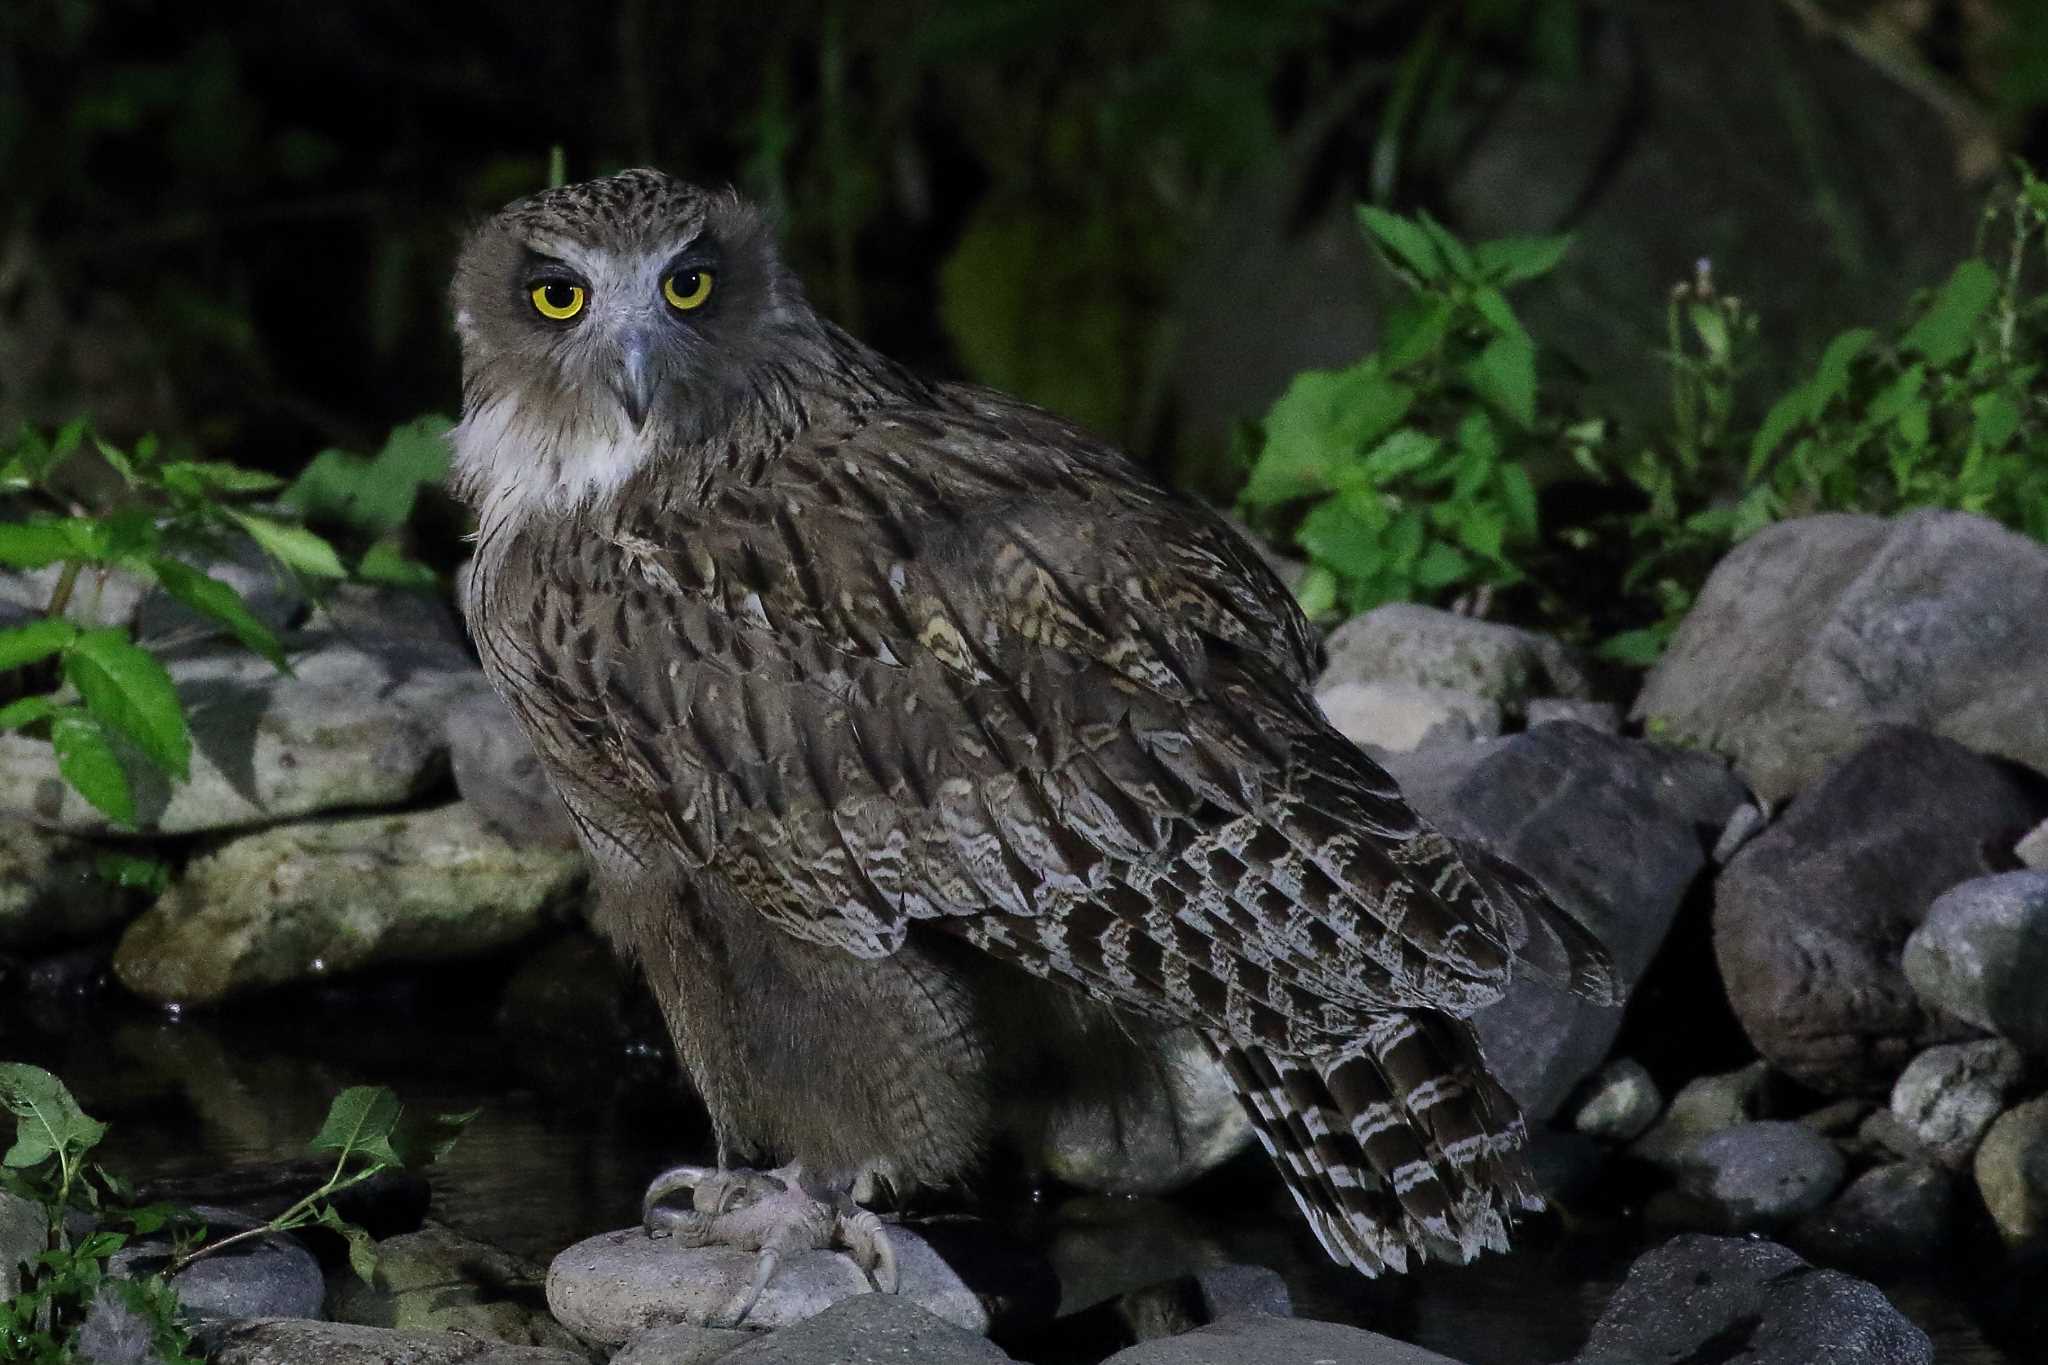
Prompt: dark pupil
<box><xmin>675</xmin><ymin>272</ymin><xmax>698</xmax><ymax>295</ymax></box>
<box><xmin>543</xmin><ymin>284</ymin><xmax>575</xmax><ymax>308</ymax></box>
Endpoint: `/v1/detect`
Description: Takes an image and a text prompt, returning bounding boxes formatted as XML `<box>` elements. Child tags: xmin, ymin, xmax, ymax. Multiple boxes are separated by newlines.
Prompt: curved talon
<box><xmin>841</xmin><ymin>1208</ymin><xmax>898</xmax><ymax>1293</ymax></box>
<box><xmin>641</xmin><ymin>1164</ymin><xmax>719</xmax><ymax>1228</ymax></box>
<box><xmin>645</xmin><ymin>1205</ymin><xmax>716</xmax><ymax>1245</ymax></box>
<box><xmin>710</xmin><ymin>1247</ymin><xmax>781</xmax><ymax>1328</ymax></box>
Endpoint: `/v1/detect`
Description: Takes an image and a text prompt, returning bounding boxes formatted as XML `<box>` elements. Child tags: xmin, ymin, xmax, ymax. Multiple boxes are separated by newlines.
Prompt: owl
<box><xmin>448</xmin><ymin>169</ymin><xmax>1614</xmax><ymax>1324</ymax></box>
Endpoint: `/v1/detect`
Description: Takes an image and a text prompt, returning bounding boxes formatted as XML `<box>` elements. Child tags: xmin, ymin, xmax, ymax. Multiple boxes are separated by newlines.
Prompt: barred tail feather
<box><xmin>1209</xmin><ymin>1011</ymin><xmax>1534</xmax><ymax>1276</ymax></box>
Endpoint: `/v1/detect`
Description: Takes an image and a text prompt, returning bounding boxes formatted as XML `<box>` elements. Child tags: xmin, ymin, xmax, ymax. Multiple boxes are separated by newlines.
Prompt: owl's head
<box><xmin>448</xmin><ymin>169</ymin><xmax>814</xmax><ymax>520</ymax></box>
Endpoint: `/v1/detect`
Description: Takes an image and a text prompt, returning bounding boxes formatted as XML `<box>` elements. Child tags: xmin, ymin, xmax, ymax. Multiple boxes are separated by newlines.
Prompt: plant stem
<box><xmin>43</xmin><ymin>560</ymin><xmax>80</xmax><ymax>620</ymax></box>
<box><xmin>162</xmin><ymin>1164</ymin><xmax>382</xmax><ymax>1278</ymax></box>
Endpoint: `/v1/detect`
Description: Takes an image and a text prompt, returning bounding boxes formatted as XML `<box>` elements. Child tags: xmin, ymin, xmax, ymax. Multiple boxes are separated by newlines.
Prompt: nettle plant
<box><xmin>1597</xmin><ymin>162</ymin><xmax>2048</xmax><ymax>661</ymax></box>
<box><xmin>1237</xmin><ymin>205</ymin><xmax>1579</xmax><ymax>618</ymax></box>
<box><xmin>0</xmin><ymin>419</ymin><xmax>446</xmax><ymax>829</ymax></box>
<box><xmin>0</xmin><ymin>1063</ymin><xmax>473</xmax><ymax>1363</ymax></box>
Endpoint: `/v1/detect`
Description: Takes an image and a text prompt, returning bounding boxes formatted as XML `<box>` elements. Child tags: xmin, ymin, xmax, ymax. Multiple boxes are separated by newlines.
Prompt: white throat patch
<box><xmin>451</xmin><ymin>394</ymin><xmax>652</xmax><ymax>538</ymax></box>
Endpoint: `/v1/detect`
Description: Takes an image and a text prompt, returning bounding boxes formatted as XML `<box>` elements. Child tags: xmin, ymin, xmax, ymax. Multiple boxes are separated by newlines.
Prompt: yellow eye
<box><xmin>529</xmin><ymin>282</ymin><xmax>585</xmax><ymax>321</ymax></box>
<box><xmin>663</xmin><ymin>270</ymin><xmax>713</xmax><ymax>311</ymax></box>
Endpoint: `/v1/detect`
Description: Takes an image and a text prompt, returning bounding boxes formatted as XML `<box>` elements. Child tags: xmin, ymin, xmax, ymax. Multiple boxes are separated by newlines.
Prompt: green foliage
<box><xmin>1</xmin><ymin>1064</ymin><xmax>475</xmax><ymax>1360</ymax></box>
<box><xmin>0</xmin><ymin>423</ymin><xmax>362</xmax><ymax>826</ymax></box>
<box><xmin>282</xmin><ymin>416</ymin><xmax>452</xmax><ymax>589</ymax></box>
<box><xmin>1238</xmin><ymin>206</ymin><xmax>1572</xmax><ymax>616</ymax></box>
<box><xmin>1594</xmin><ymin>163</ymin><xmax>2048</xmax><ymax>661</ymax></box>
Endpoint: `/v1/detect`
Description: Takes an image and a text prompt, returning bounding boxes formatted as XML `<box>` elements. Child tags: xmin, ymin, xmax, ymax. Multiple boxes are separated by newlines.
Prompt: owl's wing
<box><xmin>558</xmin><ymin>394</ymin><xmax>1613</xmax><ymax>1049</ymax></box>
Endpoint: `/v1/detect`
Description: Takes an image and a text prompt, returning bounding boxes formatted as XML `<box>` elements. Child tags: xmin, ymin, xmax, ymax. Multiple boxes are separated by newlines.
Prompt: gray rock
<box><xmin>1103</xmin><ymin>1314</ymin><xmax>1468</xmax><ymax>1365</ymax></box>
<box><xmin>1399</xmin><ymin>724</ymin><xmax>1748</xmax><ymax>1119</ymax></box>
<box><xmin>113</xmin><ymin>802</ymin><xmax>585</xmax><ymax>1005</ymax></box>
<box><xmin>1630</xmin><ymin>1063</ymin><xmax>1769</xmax><ymax>1169</ymax></box>
<box><xmin>1904</xmin><ymin>871</ymin><xmax>2048</xmax><ymax>1057</ymax></box>
<box><xmin>1636</xmin><ymin>509</ymin><xmax>2048</xmax><ymax>802</ymax></box>
<box><xmin>717</xmin><ymin>1293</ymin><xmax>1013</xmax><ymax>1364</ymax></box>
<box><xmin>1320</xmin><ymin>603</ymin><xmax>1594</xmax><ymax>714</ymax></box>
<box><xmin>1888</xmin><ymin>1038</ymin><xmax>2026</xmax><ymax>1168</ymax></box>
<box><xmin>1855</xmin><ymin>1107</ymin><xmax>1931</xmax><ymax>1164</ymax></box>
<box><xmin>135</xmin><ymin>544</ymin><xmax>304</xmax><ymax>647</ymax></box>
<box><xmin>1974</xmin><ymin>1095</ymin><xmax>2048</xmax><ymax>1247</ymax></box>
<box><xmin>110</xmin><ymin>1208</ymin><xmax>323</xmax><ymax>1323</ymax></box>
<box><xmin>1713</xmin><ymin>727</ymin><xmax>2044</xmax><ymax>1094</ymax></box>
<box><xmin>0</xmin><ymin>818</ymin><xmax>129</xmax><ymax>951</ymax></box>
<box><xmin>208</xmin><ymin>1318</ymin><xmax>591</xmax><ymax>1365</ymax></box>
<box><xmin>612</xmin><ymin>1322</ymin><xmax>756</xmax><ymax>1365</ymax></box>
<box><xmin>1569</xmin><ymin>1234</ymin><xmax>1931</xmax><ymax>1365</ymax></box>
<box><xmin>1711</xmin><ymin>801</ymin><xmax>1771</xmax><ymax>866</ymax></box>
<box><xmin>327</xmin><ymin>1223</ymin><xmax>589</xmax><ymax>1354</ymax></box>
<box><xmin>445</xmin><ymin>687</ymin><xmax>580</xmax><ymax>852</ymax></box>
<box><xmin>1087</xmin><ymin>1264</ymin><xmax>1297</xmax><ymax>1349</ymax></box>
<box><xmin>1798</xmin><ymin>1098</ymin><xmax>1875</xmax><ymax>1141</ymax></box>
<box><xmin>1677</xmin><ymin>1121</ymin><xmax>1846</xmax><ymax>1230</ymax></box>
<box><xmin>2020</xmin><ymin>819</ymin><xmax>2048</xmax><ymax>870</ymax></box>
<box><xmin>1315</xmin><ymin>680</ymin><xmax>1501</xmax><ymax>753</ymax></box>
<box><xmin>1039</xmin><ymin>1028</ymin><xmax>1251</xmax><ymax>1196</ymax></box>
<box><xmin>1791</xmin><ymin>1162</ymin><xmax>1954</xmax><ymax>1272</ymax></box>
<box><xmin>1569</xmin><ymin>1058</ymin><xmax>1661</xmax><ymax>1142</ymax></box>
<box><xmin>307</xmin><ymin>584</ymin><xmax>472</xmax><ymax>667</ymax></box>
<box><xmin>546</xmin><ymin>1225</ymin><xmax>997</xmax><ymax>1344</ymax></box>
<box><xmin>0</xmin><ymin>638</ymin><xmax>492</xmax><ymax>835</ymax></box>
<box><xmin>1524</xmin><ymin>697</ymin><xmax>1621</xmax><ymax>733</ymax></box>
<box><xmin>1</xmin><ymin>1190</ymin><xmax>41</xmax><ymax>1300</ymax></box>
<box><xmin>0</xmin><ymin>563</ymin><xmax>149</xmax><ymax>630</ymax></box>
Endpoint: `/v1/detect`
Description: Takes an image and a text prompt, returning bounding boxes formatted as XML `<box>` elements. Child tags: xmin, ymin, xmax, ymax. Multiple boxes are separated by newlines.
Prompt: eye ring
<box><xmin>530</xmin><ymin>282</ymin><xmax>585</xmax><ymax>321</ymax></box>
<box><xmin>663</xmin><ymin>270</ymin><xmax>714</xmax><ymax>312</ymax></box>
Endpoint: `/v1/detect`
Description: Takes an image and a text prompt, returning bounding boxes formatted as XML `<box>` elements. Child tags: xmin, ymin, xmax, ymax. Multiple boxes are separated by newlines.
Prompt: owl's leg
<box><xmin>642</xmin><ymin>1161</ymin><xmax>898</xmax><ymax>1327</ymax></box>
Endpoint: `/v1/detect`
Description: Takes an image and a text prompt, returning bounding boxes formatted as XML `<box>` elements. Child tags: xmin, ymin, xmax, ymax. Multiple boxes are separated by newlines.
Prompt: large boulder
<box><xmin>1713</xmin><ymin>727</ymin><xmax>2046</xmax><ymax>1094</ymax></box>
<box><xmin>1102</xmin><ymin>1314</ymin><xmax>1469</xmax><ymax>1365</ymax></box>
<box><xmin>1636</xmin><ymin>510</ymin><xmax>2048</xmax><ymax>802</ymax></box>
<box><xmin>328</xmin><ymin>1224</ymin><xmax>589</xmax><ymax>1355</ymax></box>
<box><xmin>1903</xmin><ymin>871</ymin><xmax>2048</xmax><ymax>1057</ymax></box>
<box><xmin>1320</xmin><ymin>604</ymin><xmax>1594</xmax><ymax>715</ymax></box>
<box><xmin>445</xmin><ymin>688</ymin><xmax>580</xmax><ymax>852</ymax></box>
<box><xmin>717</xmin><ymin>1294</ymin><xmax>1015</xmax><ymax>1364</ymax></box>
<box><xmin>1392</xmin><ymin>723</ymin><xmax>1749</xmax><ymax>1118</ymax></box>
<box><xmin>113</xmin><ymin>802</ymin><xmax>586</xmax><ymax>1005</ymax></box>
<box><xmin>207</xmin><ymin>1319</ymin><xmax>590</xmax><ymax>1365</ymax></box>
<box><xmin>1569</xmin><ymin>1234</ymin><xmax>1931</xmax><ymax>1365</ymax></box>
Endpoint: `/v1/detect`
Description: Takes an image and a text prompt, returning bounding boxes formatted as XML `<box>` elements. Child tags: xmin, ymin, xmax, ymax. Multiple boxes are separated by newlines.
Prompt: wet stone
<box><xmin>717</xmin><ymin>1294</ymin><xmax>1015</xmax><ymax>1364</ymax></box>
<box><xmin>207</xmin><ymin>1318</ymin><xmax>592</xmax><ymax>1365</ymax></box>
<box><xmin>545</xmin><ymin>1223</ymin><xmax>1040</xmax><ymax>1344</ymax></box>
<box><xmin>1974</xmin><ymin>1095</ymin><xmax>2048</xmax><ymax>1247</ymax></box>
<box><xmin>1790</xmin><ymin>1162</ymin><xmax>1954</xmax><ymax>1273</ymax></box>
<box><xmin>1630</xmin><ymin>1063</ymin><xmax>1768</xmax><ymax>1170</ymax></box>
<box><xmin>1101</xmin><ymin>1313</ymin><xmax>1470</xmax><ymax>1365</ymax></box>
<box><xmin>1676</xmin><ymin>1121</ymin><xmax>1846</xmax><ymax>1231</ymax></box>
<box><xmin>1903</xmin><ymin>871</ymin><xmax>2048</xmax><ymax>1057</ymax></box>
<box><xmin>1569</xmin><ymin>1058</ymin><xmax>1662</xmax><ymax>1142</ymax></box>
<box><xmin>327</xmin><ymin>1223</ymin><xmax>588</xmax><ymax>1355</ymax></box>
<box><xmin>110</xmin><ymin>1207</ymin><xmax>323</xmax><ymax>1323</ymax></box>
<box><xmin>1568</xmin><ymin>1234</ymin><xmax>1931</xmax><ymax>1365</ymax></box>
<box><xmin>1888</xmin><ymin>1038</ymin><xmax>2026</xmax><ymax>1169</ymax></box>
<box><xmin>610</xmin><ymin>1321</ymin><xmax>757</xmax><ymax>1365</ymax></box>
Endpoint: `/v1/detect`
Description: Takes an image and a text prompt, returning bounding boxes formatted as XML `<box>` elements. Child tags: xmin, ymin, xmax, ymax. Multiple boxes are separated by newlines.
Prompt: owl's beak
<box><xmin>614</xmin><ymin>332</ymin><xmax>659</xmax><ymax>431</ymax></box>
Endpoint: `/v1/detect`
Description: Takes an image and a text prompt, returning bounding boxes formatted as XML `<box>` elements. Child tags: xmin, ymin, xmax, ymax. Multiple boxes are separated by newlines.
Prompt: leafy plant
<box><xmin>281</xmin><ymin>415</ymin><xmax>453</xmax><ymax>590</ymax></box>
<box><xmin>0</xmin><ymin>423</ymin><xmax>348</xmax><ymax>826</ymax></box>
<box><xmin>1594</xmin><ymin>162</ymin><xmax>2048</xmax><ymax>662</ymax></box>
<box><xmin>1237</xmin><ymin>205</ymin><xmax>1574</xmax><ymax>617</ymax></box>
<box><xmin>0</xmin><ymin>1063</ymin><xmax>475</xmax><ymax>1362</ymax></box>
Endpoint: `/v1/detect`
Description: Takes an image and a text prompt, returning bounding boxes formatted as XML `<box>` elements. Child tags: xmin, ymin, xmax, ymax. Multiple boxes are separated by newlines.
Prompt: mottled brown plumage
<box><xmin>449</xmin><ymin>169</ymin><xmax>1614</xmax><ymax>1281</ymax></box>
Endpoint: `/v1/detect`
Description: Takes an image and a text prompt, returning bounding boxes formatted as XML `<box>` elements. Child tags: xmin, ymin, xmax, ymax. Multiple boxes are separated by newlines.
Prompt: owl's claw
<box><xmin>641</xmin><ymin>1163</ymin><xmax>898</xmax><ymax>1326</ymax></box>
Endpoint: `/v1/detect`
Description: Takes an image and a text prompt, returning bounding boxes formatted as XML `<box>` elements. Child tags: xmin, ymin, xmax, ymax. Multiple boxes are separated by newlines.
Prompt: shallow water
<box><xmin>0</xmin><ymin>962</ymin><xmax>2019</xmax><ymax>1364</ymax></box>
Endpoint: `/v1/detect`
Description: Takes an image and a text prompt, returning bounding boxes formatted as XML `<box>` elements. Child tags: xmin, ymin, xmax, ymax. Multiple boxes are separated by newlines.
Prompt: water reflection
<box><xmin>0</xmin><ymin>961</ymin><xmax>2018</xmax><ymax>1364</ymax></box>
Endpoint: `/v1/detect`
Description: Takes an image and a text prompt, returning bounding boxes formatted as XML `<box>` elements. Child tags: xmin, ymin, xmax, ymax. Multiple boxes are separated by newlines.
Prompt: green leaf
<box><xmin>148</xmin><ymin>558</ymin><xmax>288</xmax><ymax>671</ymax></box>
<box><xmin>1496</xmin><ymin>464</ymin><xmax>1540</xmax><ymax>540</ymax></box>
<box><xmin>96</xmin><ymin>853</ymin><xmax>170</xmax><ymax>894</ymax></box>
<box><xmin>0</xmin><ymin>695</ymin><xmax>57</xmax><ymax>730</ymax></box>
<box><xmin>1293</xmin><ymin>565</ymin><xmax>1338</xmax><ymax>619</ymax></box>
<box><xmin>1470</xmin><ymin>287</ymin><xmax>1531</xmax><ymax>345</ymax></box>
<box><xmin>1808</xmin><ymin>327</ymin><xmax>1876</xmax><ymax>411</ymax></box>
<box><xmin>63</xmin><ymin>629</ymin><xmax>189</xmax><ymax>781</ymax></box>
<box><xmin>1973</xmin><ymin>389</ymin><xmax>2023</xmax><ymax>451</ymax></box>
<box><xmin>0</xmin><ymin>1063</ymin><xmax>108</xmax><ymax>1170</ymax></box>
<box><xmin>1412</xmin><ymin>540</ymin><xmax>1473</xmax><ymax>589</ymax></box>
<box><xmin>229</xmin><ymin>512</ymin><xmax>347</xmax><ymax>578</ymax></box>
<box><xmin>1473</xmin><ymin>232</ymin><xmax>1573</xmax><ymax>285</ymax></box>
<box><xmin>159</xmin><ymin>461</ymin><xmax>287</xmax><ymax>497</ymax></box>
<box><xmin>1295</xmin><ymin>497</ymin><xmax>1387</xmax><ymax>584</ymax></box>
<box><xmin>355</xmin><ymin>541</ymin><xmax>438</xmax><ymax>591</ymax></box>
<box><xmin>283</xmin><ymin>417</ymin><xmax>452</xmax><ymax>538</ymax></box>
<box><xmin>1901</xmin><ymin>258</ymin><xmax>1998</xmax><ymax>367</ymax></box>
<box><xmin>1749</xmin><ymin>388</ymin><xmax>1809</xmax><ymax>475</ymax></box>
<box><xmin>316</xmin><ymin>1204</ymin><xmax>383</xmax><ymax>1286</ymax></box>
<box><xmin>390</xmin><ymin>1107</ymin><xmax>479</xmax><ymax>1170</ymax></box>
<box><xmin>1465</xmin><ymin>333</ymin><xmax>1538</xmax><ymax>429</ymax></box>
<box><xmin>52</xmin><ymin>710</ymin><xmax>134</xmax><ymax>825</ymax></box>
<box><xmin>1356</xmin><ymin>205</ymin><xmax>1444</xmax><ymax>283</ymax></box>
<box><xmin>1379</xmin><ymin>295</ymin><xmax>1454</xmax><ymax>371</ymax></box>
<box><xmin>309</xmin><ymin>1087</ymin><xmax>404</xmax><ymax>1168</ymax></box>
<box><xmin>0</xmin><ymin>619</ymin><xmax>78</xmax><ymax>669</ymax></box>
<box><xmin>1597</xmin><ymin>628</ymin><xmax>1668</xmax><ymax>666</ymax></box>
<box><xmin>1416</xmin><ymin>212</ymin><xmax>1479</xmax><ymax>282</ymax></box>
<box><xmin>1454</xmin><ymin>505</ymin><xmax>1507</xmax><ymax>559</ymax></box>
<box><xmin>1243</xmin><ymin>362</ymin><xmax>1415</xmax><ymax>505</ymax></box>
<box><xmin>0</xmin><ymin>522</ymin><xmax>77</xmax><ymax>570</ymax></box>
<box><xmin>1358</xmin><ymin>430</ymin><xmax>1444</xmax><ymax>483</ymax></box>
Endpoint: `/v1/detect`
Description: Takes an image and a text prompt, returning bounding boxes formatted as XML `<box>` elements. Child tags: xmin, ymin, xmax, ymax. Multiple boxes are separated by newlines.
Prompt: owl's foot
<box><xmin>640</xmin><ymin>1162</ymin><xmax>897</xmax><ymax>1327</ymax></box>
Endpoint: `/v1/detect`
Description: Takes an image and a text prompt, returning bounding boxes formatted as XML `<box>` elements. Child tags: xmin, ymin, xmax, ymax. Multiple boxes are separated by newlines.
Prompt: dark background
<box><xmin>5</xmin><ymin>0</ymin><xmax>2043</xmax><ymax>492</ymax></box>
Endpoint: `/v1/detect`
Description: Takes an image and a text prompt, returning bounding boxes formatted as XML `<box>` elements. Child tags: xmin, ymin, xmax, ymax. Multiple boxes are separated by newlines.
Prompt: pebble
<box><xmin>1569</xmin><ymin>1058</ymin><xmax>1662</xmax><ymax>1142</ymax></box>
<box><xmin>1903</xmin><ymin>871</ymin><xmax>2048</xmax><ymax>1057</ymax></box>
<box><xmin>1888</xmin><ymin>1038</ymin><xmax>2025</xmax><ymax>1168</ymax></box>
<box><xmin>1676</xmin><ymin>1121</ymin><xmax>1846</xmax><ymax>1230</ymax></box>
<box><xmin>1974</xmin><ymin>1095</ymin><xmax>2048</xmax><ymax>1247</ymax></box>
<box><xmin>1630</xmin><ymin>1063</ymin><xmax>1767</xmax><ymax>1169</ymax></box>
